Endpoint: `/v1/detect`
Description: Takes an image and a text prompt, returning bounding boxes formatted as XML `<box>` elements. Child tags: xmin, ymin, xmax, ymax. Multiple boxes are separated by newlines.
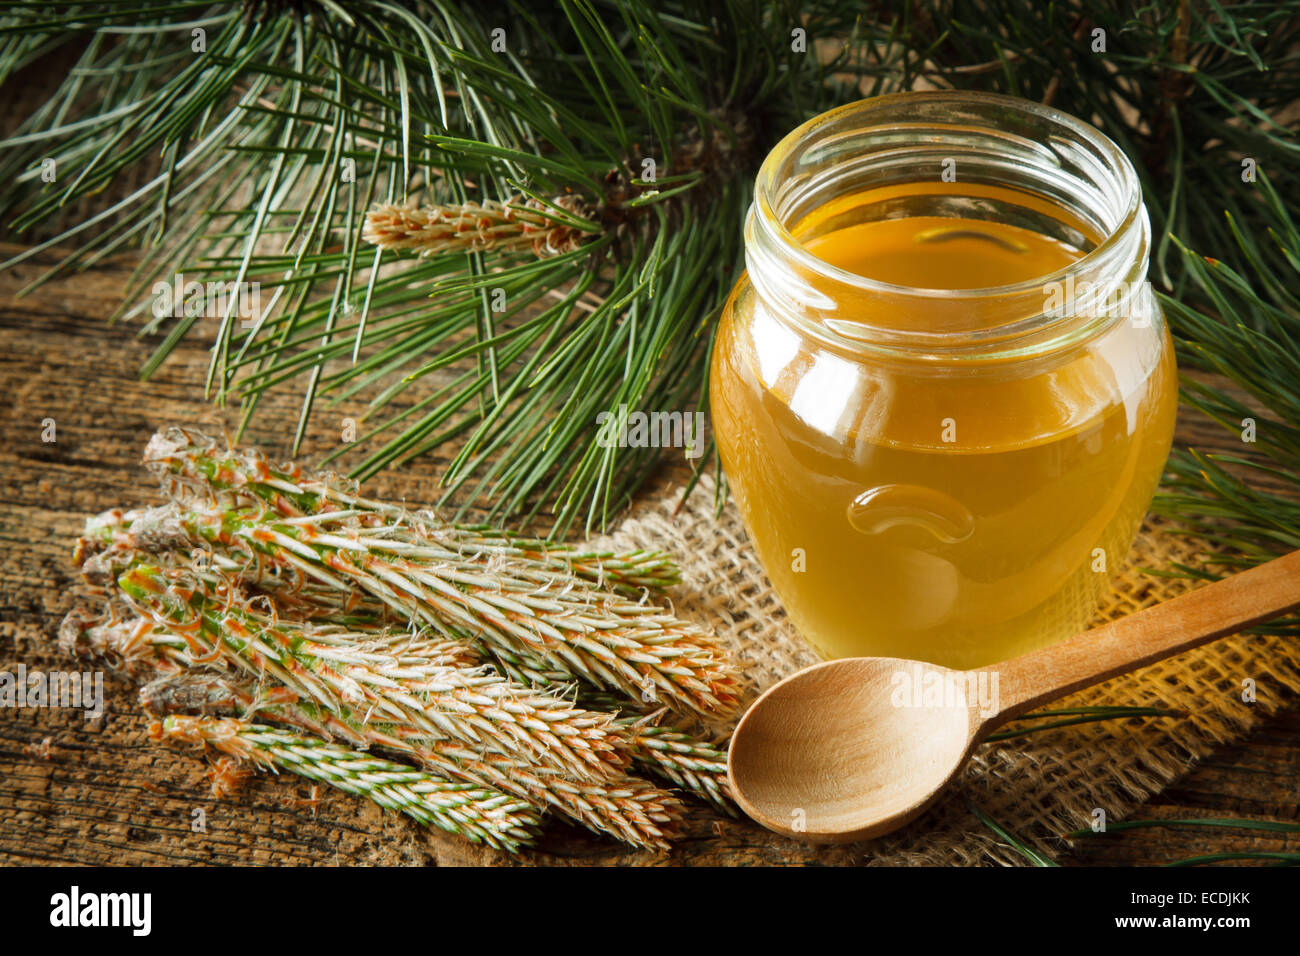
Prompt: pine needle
<box><xmin>66</xmin><ymin>607</ymin><xmax>686</xmax><ymax>850</ymax></box>
<box><xmin>985</xmin><ymin>706</ymin><xmax>1185</xmax><ymax>742</ymax></box>
<box><xmin>109</xmin><ymin>567</ymin><xmax>638</xmax><ymax>783</ymax></box>
<box><xmin>142</xmin><ymin>426</ymin><xmax>682</xmax><ymax>595</ymax></box>
<box><xmin>151</xmin><ymin>714</ymin><xmax>541</xmax><ymax>853</ymax></box>
<box><xmin>970</xmin><ymin>803</ymin><xmax>1059</xmax><ymax>867</ymax></box>
<box><xmin>79</xmin><ymin>495</ymin><xmax>740</xmax><ymax>721</ymax></box>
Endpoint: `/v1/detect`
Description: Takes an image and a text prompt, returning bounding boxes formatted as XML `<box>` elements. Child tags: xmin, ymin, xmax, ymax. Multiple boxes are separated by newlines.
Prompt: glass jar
<box><xmin>710</xmin><ymin>91</ymin><xmax>1178</xmax><ymax>670</ymax></box>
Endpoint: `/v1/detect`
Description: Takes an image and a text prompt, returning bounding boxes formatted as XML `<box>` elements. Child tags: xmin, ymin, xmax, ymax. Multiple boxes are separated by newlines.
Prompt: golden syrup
<box><xmin>711</xmin><ymin>208</ymin><xmax>1178</xmax><ymax>668</ymax></box>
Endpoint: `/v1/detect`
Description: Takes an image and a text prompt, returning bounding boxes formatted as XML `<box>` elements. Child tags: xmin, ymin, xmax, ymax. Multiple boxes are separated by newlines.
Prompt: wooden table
<box><xmin>2</xmin><ymin>243</ymin><xmax>1297</xmax><ymax>865</ymax></box>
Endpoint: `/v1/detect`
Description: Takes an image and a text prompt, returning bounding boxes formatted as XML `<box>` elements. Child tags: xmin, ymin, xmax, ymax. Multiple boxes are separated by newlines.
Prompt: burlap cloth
<box><xmin>599</xmin><ymin>472</ymin><xmax>1300</xmax><ymax>865</ymax></box>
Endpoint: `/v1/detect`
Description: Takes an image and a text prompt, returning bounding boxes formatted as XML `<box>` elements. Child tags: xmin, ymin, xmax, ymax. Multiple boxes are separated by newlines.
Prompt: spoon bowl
<box><xmin>729</xmin><ymin>658</ymin><xmax>976</xmax><ymax>842</ymax></box>
<box><xmin>728</xmin><ymin>549</ymin><xmax>1300</xmax><ymax>844</ymax></box>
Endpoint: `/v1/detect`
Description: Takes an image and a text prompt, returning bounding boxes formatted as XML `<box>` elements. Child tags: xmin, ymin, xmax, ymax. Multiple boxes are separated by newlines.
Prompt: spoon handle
<box><xmin>987</xmin><ymin>549</ymin><xmax>1300</xmax><ymax>723</ymax></box>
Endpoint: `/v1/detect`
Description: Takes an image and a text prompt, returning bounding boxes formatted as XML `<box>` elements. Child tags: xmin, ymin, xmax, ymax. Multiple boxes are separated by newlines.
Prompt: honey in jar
<box><xmin>710</xmin><ymin>93</ymin><xmax>1178</xmax><ymax>670</ymax></box>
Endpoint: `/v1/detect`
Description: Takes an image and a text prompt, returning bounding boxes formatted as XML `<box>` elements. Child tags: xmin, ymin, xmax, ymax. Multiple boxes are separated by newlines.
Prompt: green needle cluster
<box><xmin>64</xmin><ymin>431</ymin><xmax>740</xmax><ymax>850</ymax></box>
<box><xmin>153</xmin><ymin>714</ymin><xmax>541</xmax><ymax>854</ymax></box>
<box><xmin>80</xmin><ymin>433</ymin><xmax>740</xmax><ymax>722</ymax></box>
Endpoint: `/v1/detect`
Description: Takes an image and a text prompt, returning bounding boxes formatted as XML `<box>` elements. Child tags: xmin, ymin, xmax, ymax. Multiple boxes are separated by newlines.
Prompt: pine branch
<box><xmin>205</xmin><ymin>680</ymin><xmax>687</xmax><ymax>850</ymax></box>
<box><xmin>77</xmin><ymin>497</ymin><xmax>740</xmax><ymax>721</ymax></box>
<box><xmin>151</xmin><ymin>714</ymin><xmax>541</xmax><ymax>853</ymax></box>
<box><xmin>1152</xmin><ymin>174</ymin><xmax>1300</xmax><ymax>616</ymax></box>
<box><xmin>110</xmin><ymin>562</ymin><xmax>637</xmax><ymax>782</ymax></box>
<box><xmin>0</xmin><ymin>0</ymin><xmax>817</xmax><ymax>532</ymax></box>
<box><xmin>66</xmin><ymin>608</ymin><xmax>686</xmax><ymax>849</ymax></box>
<box><xmin>578</xmin><ymin>688</ymin><xmax>735</xmax><ymax>814</ymax></box>
<box><xmin>62</xmin><ymin>420</ymin><xmax>720</xmax><ymax>849</ymax></box>
<box><xmin>615</xmin><ymin>716</ymin><xmax>734</xmax><ymax>817</ymax></box>
<box><xmin>141</xmin><ymin>426</ymin><xmax>682</xmax><ymax>595</ymax></box>
<box><xmin>116</xmin><ymin>618</ymin><xmax>738</xmax><ymax>815</ymax></box>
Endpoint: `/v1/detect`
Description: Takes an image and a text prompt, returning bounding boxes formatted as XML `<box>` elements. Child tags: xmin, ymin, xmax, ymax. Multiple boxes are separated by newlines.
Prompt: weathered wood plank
<box><xmin>1</xmin><ymin>243</ymin><xmax>1295</xmax><ymax>866</ymax></box>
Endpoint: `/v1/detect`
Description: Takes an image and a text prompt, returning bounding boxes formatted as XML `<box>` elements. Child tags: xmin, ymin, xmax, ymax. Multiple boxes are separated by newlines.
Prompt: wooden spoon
<box><xmin>728</xmin><ymin>549</ymin><xmax>1300</xmax><ymax>844</ymax></box>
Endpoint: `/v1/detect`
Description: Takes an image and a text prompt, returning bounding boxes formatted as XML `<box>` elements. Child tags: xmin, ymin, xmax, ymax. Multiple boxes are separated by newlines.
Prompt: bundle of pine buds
<box><xmin>62</xmin><ymin>428</ymin><xmax>739</xmax><ymax>853</ymax></box>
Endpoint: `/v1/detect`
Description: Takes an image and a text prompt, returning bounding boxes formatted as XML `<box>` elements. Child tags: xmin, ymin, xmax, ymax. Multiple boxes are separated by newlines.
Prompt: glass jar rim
<box><xmin>752</xmin><ymin>90</ymin><xmax>1144</xmax><ymax>304</ymax></box>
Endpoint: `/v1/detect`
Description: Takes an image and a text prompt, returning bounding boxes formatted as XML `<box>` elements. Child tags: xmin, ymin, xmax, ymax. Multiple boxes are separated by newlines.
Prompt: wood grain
<box><xmin>1</xmin><ymin>243</ymin><xmax>1296</xmax><ymax>866</ymax></box>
